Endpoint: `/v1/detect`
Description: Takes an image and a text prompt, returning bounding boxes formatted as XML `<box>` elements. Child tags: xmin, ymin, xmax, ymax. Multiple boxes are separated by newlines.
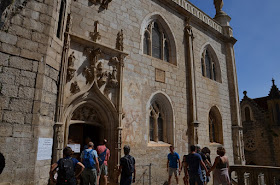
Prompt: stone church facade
<box><xmin>0</xmin><ymin>0</ymin><xmax>244</xmax><ymax>184</ymax></box>
<box><xmin>241</xmin><ymin>80</ymin><xmax>280</xmax><ymax>167</ymax></box>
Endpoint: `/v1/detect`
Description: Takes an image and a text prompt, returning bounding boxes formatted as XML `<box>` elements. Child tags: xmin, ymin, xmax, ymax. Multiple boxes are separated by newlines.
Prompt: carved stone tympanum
<box><xmin>72</xmin><ymin>106</ymin><xmax>101</xmax><ymax>122</ymax></box>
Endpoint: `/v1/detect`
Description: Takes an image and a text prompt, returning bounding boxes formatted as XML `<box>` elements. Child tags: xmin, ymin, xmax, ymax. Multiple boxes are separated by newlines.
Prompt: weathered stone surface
<box><xmin>0</xmin><ymin>0</ymin><xmax>243</xmax><ymax>184</ymax></box>
<box><xmin>3</xmin><ymin>111</ymin><xmax>24</xmax><ymax>124</ymax></box>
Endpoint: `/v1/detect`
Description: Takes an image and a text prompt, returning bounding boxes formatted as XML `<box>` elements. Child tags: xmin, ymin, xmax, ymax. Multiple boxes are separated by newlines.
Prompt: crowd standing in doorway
<box><xmin>50</xmin><ymin>138</ymin><xmax>230</xmax><ymax>185</ymax></box>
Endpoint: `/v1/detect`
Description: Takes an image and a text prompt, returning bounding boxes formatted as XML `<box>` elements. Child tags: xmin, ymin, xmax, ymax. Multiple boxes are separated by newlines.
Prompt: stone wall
<box><xmin>0</xmin><ymin>52</ymin><xmax>38</xmax><ymax>184</ymax></box>
<box><xmin>0</xmin><ymin>0</ymin><xmax>62</xmax><ymax>184</ymax></box>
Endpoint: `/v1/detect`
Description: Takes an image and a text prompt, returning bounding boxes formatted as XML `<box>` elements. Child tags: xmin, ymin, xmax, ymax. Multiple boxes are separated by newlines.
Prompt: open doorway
<box><xmin>67</xmin><ymin>123</ymin><xmax>104</xmax><ymax>160</ymax></box>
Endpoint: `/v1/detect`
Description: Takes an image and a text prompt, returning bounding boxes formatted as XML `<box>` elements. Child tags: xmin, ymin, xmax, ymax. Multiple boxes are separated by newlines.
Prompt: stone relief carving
<box><xmin>0</xmin><ymin>0</ymin><xmax>29</xmax><ymax>30</ymax></box>
<box><xmin>184</xmin><ymin>18</ymin><xmax>194</xmax><ymax>38</ymax></box>
<box><xmin>90</xmin><ymin>21</ymin><xmax>101</xmax><ymax>42</ymax></box>
<box><xmin>116</xmin><ymin>29</ymin><xmax>124</xmax><ymax>51</ymax></box>
<box><xmin>70</xmin><ymin>81</ymin><xmax>80</xmax><ymax>94</ymax></box>
<box><xmin>83</xmin><ymin>48</ymin><xmax>102</xmax><ymax>84</ymax></box>
<box><xmin>97</xmin><ymin>62</ymin><xmax>108</xmax><ymax>87</ymax></box>
<box><xmin>82</xmin><ymin>47</ymin><xmax>120</xmax><ymax>99</ymax></box>
<box><xmin>67</xmin><ymin>52</ymin><xmax>76</xmax><ymax>82</ymax></box>
<box><xmin>72</xmin><ymin>106</ymin><xmax>100</xmax><ymax>122</ymax></box>
<box><xmin>88</xmin><ymin>0</ymin><xmax>112</xmax><ymax>10</ymax></box>
<box><xmin>108</xmin><ymin>57</ymin><xmax>119</xmax><ymax>88</ymax></box>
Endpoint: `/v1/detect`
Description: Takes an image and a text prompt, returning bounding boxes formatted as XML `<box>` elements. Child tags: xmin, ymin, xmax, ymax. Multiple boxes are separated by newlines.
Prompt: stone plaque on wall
<box><xmin>155</xmin><ymin>68</ymin><xmax>165</xmax><ymax>83</ymax></box>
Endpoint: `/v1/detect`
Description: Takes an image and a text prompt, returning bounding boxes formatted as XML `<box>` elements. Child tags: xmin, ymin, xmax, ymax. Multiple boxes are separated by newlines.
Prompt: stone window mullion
<box><xmin>154</xmin><ymin>113</ymin><xmax>159</xmax><ymax>142</ymax></box>
<box><xmin>161</xmin><ymin>32</ymin><xmax>164</xmax><ymax>60</ymax></box>
<box><xmin>202</xmin><ymin>51</ymin><xmax>206</xmax><ymax>76</ymax></box>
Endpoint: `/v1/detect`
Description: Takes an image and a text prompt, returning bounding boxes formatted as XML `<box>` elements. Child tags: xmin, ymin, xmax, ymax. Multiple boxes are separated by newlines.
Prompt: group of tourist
<box><xmin>168</xmin><ymin>145</ymin><xmax>231</xmax><ymax>185</ymax></box>
<box><xmin>49</xmin><ymin>138</ymin><xmax>230</xmax><ymax>185</ymax></box>
<box><xmin>49</xmin><ymin>139</ymin><xmax>135</xmax><ymax>185</ymax></box>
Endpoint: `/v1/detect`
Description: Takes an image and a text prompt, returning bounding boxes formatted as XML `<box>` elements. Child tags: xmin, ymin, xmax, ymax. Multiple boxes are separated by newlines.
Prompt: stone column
<box><xmin>184</xmin><ymin>18</ymin><xmax>200</xmax><ymax>146</ymax></box>
<box><xmin>52</xmin><ymin>122</ymin><xmax>64</xmax><ymax>163</ymax></box>
<box><xmin>215</xmin><ymin>13</ymin><xmax>245</xmax><ymax>165</ymax></box>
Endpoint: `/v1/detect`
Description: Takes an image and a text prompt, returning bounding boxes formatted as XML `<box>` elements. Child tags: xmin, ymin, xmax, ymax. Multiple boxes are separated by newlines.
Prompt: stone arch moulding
<box><xmin>140</xmin><ymin>12</ymin><xmax>177</xmax><ymax>65</ymax></box>
<box><xmin>146</xmin><ymin>91</ymin><xmax>175</xmax><ymax>146</ymax></box>
<box><xmin>200</xmin><ymin>42</ymin><xmax>222</xmax><ymax>83</ymax></box>
<box><xmin>208</xmin><ymin>105</ymin><xmax>224</xmax><ymax>144</ymax></box>
<box><xmin>62</xmin><ymin>93</ymin><xmax>118</xmax><ymax>145</ymax></box>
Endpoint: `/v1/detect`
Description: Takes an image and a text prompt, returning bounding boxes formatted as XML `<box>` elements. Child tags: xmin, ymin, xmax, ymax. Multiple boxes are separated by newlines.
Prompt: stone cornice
<box><xmin>170</xmin><ymin>0</ymin><xmax>223</xmax><ymax>33</ymax></box>
<box><xmin>157</xmin><ymin>0</ymin><xmax>237</xmax><ymax>44</ymax></box>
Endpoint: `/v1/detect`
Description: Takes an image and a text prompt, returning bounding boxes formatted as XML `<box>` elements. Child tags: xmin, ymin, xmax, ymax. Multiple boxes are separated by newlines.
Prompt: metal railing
<box><xmin>135</xmin><ymin>163</ymin><xmax>152</xmax><ymax>185</ymax></box>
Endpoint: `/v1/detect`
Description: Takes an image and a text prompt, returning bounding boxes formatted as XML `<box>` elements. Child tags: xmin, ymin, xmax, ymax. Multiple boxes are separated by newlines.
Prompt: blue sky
<box><xmin>188</xmin><ymin>0</ymin><xmax>280</xmax><ymax>99</ymax></box>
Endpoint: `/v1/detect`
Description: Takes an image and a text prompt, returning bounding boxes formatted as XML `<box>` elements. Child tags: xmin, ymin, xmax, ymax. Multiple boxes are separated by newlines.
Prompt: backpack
<box><xmin>98</xmin><ymin>148</ymin><xmax>107</xmax><ymax>166</ymax></box>
<box><xmin>57</xmin><ymin>158</ymin><xmax>75</xmax><ymax>184</ymax></box>
<box><xmin>83</xmin><ymin>149</ymin><xmax>95</xmax><ymax>169</ymax></box>
<box><xmin>122</xmin><ymin>155</ymin><xmax>134</xmax><ymax>176</ymax></box>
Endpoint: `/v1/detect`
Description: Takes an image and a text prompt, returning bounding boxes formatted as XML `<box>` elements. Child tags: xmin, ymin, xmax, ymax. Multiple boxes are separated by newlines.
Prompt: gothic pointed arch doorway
<box><xmin>57</xmin><ymin>95</ymin><xmax>119</xmax><ymax>183</ymax></box>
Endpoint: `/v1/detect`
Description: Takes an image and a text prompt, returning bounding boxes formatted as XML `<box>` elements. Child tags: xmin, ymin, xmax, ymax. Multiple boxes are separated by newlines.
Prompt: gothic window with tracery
<box><xmin>148</xmin><ymin>92</ymin><xmax>174</xmax><ymax>145</ymax></box>
<box><xmin>56</xmin><ymin>0</ymin><xmax>66</xmax><ymax>39</ymax></box>
<box><xmin>143</xmin><ymin>21</ymin><xmax>170</xmax><ymax>62</ymax></box>
<box><xmin>209</xmin><ymin>107</ymin><xmax>223</xmax><ymax>144</ymax></box>
<box><xmin>201</xmin><ymin>48</ymin><xmax>221</xmax><ymax>82</ymax></box>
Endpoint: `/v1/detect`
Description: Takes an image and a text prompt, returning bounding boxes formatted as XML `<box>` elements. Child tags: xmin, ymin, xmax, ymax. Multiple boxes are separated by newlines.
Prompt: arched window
<box><xmin>148</xmin><ymin>93</ymin><xmax>174</xmax><ymax>144</ymax></box>
<box><xmin>201</xmin><ymin>47</ymin><xmax>221</xmax><ymax>82</ymax></box>
<box><xmin>209</xmin><ymin>107</ymin><xmax>223</xmax><ymax>144</ymax></box>
<box><xmin>143</xmin><ymin>21</ymin><xmax>170</xmax><ymax>62</ymax></box>
<box><xmin>245</xmin><ymin>107</ymin><xmax>251</xmax><ymax>121</ymax></box>
<box><xmin>56</xmin><ymin>0</ymin><xmax>66</xmax><ymax>39</ymax></box>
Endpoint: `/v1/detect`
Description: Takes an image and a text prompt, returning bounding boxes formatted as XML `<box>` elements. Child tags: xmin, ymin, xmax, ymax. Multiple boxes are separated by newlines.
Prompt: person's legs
<box><xmin>195</xmin><ymin>174</ymin><xmax>204</xmax><ymax>185</ymax></box>
<box><xmin>120</xmin><ymin>176</ymin><xmax>132</xmax><ymax>185</ymax></box>
<box><xmin>103</xmin><ymin>165</ymin><xmax>108</xmax><ymax>185</ymax></box>
<box><xmin>174</xmin><ymin>168</ymin><xmax>179</xmax><ymax>184</ymax></box>
<box><xmin>82</xmin><ymin>170</ymin><xmax>90</xmax><ymax>185</ymax></box>
<box><xmin>168</xmin><ymin>167</ymin><xmax>173</xmax><ymax>185</ymax></box>
<box><xmin>89</xmin><ymin>169</ymin><xmax>97</xmax><ymax>185</ymax></box>
<box><xmin>189</xmin><ymin>174</ymin><xmax>196</xmax><ymax>185</ymax></box>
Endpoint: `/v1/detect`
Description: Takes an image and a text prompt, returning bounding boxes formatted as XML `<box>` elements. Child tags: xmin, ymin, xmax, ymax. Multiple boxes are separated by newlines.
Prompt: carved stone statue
<box><xmin>214</xmin><ymin>0</ymin><xmax>225</xmax><ymax>16</ymax></box>
<box><xmin>90</xmin><ymin>21</ymin><xmax>101</xmax><ymax>42</ymax></box>
<box><xmin>67</xmin><ymin>52</ymin><xmax>76</xmax><ymax>82</ymax></box>
<box><xmin>83</xmin><ymin>66</ymin><xmax>94</xmax><ymax>84</ymax></box>
<box><xmin>100</xmin><ymin>0</ymin><xmax>112</xmax><ymax>10</ymax></box>
<box><xmin>116</xmin><ymin>29</ymin><xmax>124</xmax><ymax>51</ymax></box>
<box><xmin>109</xmin><ymin>66</ymin><xmax>118</xmax><ymax>87</ymax></box>
<box><xmin>97</xmin><ymin>62</ymin><xmax>108</xmax><ymax>87</ymax></box>
<box><xmin>70</xmin><ymin>81</ymin><xmax>80</xmax><ymax>94</ymax></box>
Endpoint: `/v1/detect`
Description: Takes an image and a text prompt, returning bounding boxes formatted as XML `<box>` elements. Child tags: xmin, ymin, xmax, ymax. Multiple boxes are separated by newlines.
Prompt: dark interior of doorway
<box><xmin>68</xmin><ymin>123</ymin><xmax>103</xmax><ymax>160</ymax></box>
